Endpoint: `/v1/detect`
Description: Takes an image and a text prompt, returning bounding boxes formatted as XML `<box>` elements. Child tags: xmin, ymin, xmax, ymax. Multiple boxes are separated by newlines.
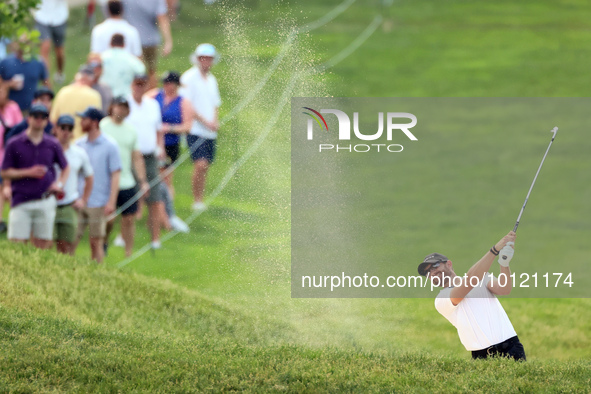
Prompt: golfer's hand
<box><xmin>499</xmin><ymin>242</ymin><xmax>514</xmax><ymax>267</ymax></box>
<box><xmin>495</xmin><ymin>231</ymin><xmax>516</xmax><ymax>251</ymax></box>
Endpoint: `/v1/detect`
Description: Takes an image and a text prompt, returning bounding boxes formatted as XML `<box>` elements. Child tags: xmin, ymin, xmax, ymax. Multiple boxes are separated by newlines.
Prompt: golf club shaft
<box><xmin>513</xmin><ymin>127</ymin><xmax>558</xmax><ymax>232</ymax></box>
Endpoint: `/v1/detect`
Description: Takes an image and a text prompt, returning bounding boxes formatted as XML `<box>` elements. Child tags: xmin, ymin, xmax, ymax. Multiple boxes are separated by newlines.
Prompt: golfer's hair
<box><xmin>108</xmin><ymin>0</ymin><xmax>123</xmax><ymax>16</ymax></box>
<box><xmin>110</xmin><ymin>34</ymin><xmax>125</xmax><ymax>48</ymax></box>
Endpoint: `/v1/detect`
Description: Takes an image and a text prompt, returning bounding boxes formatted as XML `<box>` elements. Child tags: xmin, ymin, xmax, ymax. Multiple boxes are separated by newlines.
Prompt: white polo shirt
<box><xmin>33</xmin><ymin>0</ymin><xmax>69</xmax><ymax>26</ymax></box>
<box><xmin>180</xmin><ymin>67</ymin><xmax>221</xmax><ymax>140</ymax></box>
<box><xmin>90</xmin><ymin>18</ymin><xmax>142</xmax><ymax>57</ymax></box>
<box><xmin>58</xmin><ymin>144</ymin><xmax>94</xmax><ymax>206</ymax></box>
<box><xmin>126</xmin><ymin>95</ymin><xmax>162</xmax><ymax>155</ymax></box>
<box><xmin>434</xmin><ymin>275</ymin><xmax>517</xmax><ymax>351</ymax></box>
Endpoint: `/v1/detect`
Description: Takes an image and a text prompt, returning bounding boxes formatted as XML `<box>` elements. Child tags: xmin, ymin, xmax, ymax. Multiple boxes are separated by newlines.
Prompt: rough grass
<box><xmin>1</xmin><ymin>246</ymin><xmax>590</xmax><ymax>392</ymax></box>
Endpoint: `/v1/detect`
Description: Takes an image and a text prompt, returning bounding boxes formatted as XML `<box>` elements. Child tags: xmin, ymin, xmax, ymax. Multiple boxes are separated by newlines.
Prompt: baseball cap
<box><xmin>418</xmin><ymin>253</ymin><xmax>448</xmax><ymax>276</ymax></box>
<box><xmin>56</xmin><ymin>114</ymin><xmax>75</xmax><ymax>126</ymax></box>
<box><xmin>191</xmin><ymin>43</ymin><xmax>219</xmax><ymax>65</ymax></box>
<box><xmin>79</xmin><ymin>64</ymin><xmax>95</xmax><ymax>75</ymax></box>
<box><xmin>34</xmin><ymin>86</ymin><xmax>54</xmax><ymax>100</ymax></box>
<box><xmin>29</xmin><ymin>104</ymin><xmax>49</xmax><ymax>116</ymax></box>
<box><xmin>161</xmin><ymin>71</ymin><xmax>181</xmax><ymax>85</ymax></box>
<box><xmin>76</xmin><ymin>106</ymin><xmax>104</xmax><ymax>122</ymax></box>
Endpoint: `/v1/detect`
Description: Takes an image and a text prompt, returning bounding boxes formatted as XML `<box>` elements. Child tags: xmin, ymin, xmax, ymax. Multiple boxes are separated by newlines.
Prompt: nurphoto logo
<box><xmin>302</xmin><ymin>107</ymin><xmax>418</xmax><ymax>153</ymax></box>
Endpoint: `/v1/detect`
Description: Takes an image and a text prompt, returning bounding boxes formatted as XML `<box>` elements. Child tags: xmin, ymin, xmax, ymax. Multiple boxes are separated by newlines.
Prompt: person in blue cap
<box><xmin>53</xmin><ymin>114</ymin><xmax>94</xmax><ymax>255</ymax></box>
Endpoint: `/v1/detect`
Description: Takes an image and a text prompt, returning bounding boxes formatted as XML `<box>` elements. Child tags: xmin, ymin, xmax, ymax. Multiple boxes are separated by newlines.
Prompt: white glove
<box><xmin>498</xmin><ymin>242</ymin><xmax>514</xmax><ymax>267</ymax></box>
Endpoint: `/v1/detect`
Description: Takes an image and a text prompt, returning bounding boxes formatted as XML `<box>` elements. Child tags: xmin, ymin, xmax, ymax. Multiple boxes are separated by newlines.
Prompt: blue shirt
<box><xmin>0</xmin><ymin>55</ymin><xmax>48</xmax><ymax>111</ymax></box>
<box><xmin>155</xmin><ymin>90</ymin><xmax>182</xmax><ymax>146</ymax></box>
<box><xmin>1</xmin><ymin>132</ymin><xmax>68</xmax><ymax>207</ymax></box>
<box><xmin>76</xmin><ymin>133</ymin><xmax>121</xmax><ymax>208</ymax></box>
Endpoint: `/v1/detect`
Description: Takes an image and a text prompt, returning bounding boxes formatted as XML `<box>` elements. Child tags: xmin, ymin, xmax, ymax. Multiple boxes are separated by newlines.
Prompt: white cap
<box><xmin>190</xmin><ymin>43</ymin><xmax>219</xmax><ymax>65</ymax></box>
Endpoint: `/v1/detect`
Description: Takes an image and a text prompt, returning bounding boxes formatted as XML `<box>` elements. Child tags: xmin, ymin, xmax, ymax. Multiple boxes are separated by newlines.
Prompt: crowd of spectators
<box><xmin>0</xmin><ymin>0</ymin><xmax>220</xmax><ymax>262</ymax></box>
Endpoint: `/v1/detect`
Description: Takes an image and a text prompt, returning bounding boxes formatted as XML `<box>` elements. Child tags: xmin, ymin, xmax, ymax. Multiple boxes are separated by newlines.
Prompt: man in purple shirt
<box><xmin>1</xmin><ymin>104</ymin><xmax>69</xmax><ymax>249</ymax></box>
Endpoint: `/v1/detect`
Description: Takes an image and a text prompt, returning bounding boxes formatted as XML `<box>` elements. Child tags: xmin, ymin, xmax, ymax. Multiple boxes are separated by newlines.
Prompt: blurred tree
<box><xmin>0</xmin><ymin>0</ymin><xmax>41</xmax><ymax>39</ymax></box>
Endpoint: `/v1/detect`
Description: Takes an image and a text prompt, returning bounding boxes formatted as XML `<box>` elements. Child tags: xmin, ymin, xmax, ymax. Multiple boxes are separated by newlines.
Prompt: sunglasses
<box><xmin>59</xmin><ymin>125</ymin><xmax>74</xmax><ymax>131</ymax></box>
<box><xmin>31</xmin><ymin>113</ymin><xmax>49</xmax><ymax>120</ymax></box>
<box><xmin>426</xmin><ymin>262</ymin><xmax>444</xmax><ymax>274</ymax></box>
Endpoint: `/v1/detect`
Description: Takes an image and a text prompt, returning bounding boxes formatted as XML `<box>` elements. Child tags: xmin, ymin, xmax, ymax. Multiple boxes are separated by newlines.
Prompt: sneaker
<box><xmin>113</xmin><ymin>234</ymin><xmax>126</xmax><ymax>247</ymax></box>
<box><xmin>53</xmin><ymin>72</ymin><xmax>65</xmax><ymax>85</ymax></box>
<box><xmin>170</xmin><ymin>215</ymin><xmax>190</xmax><ymax>233</ymax></box>
<box><xmin>151</xmin><ymin>240</ymin><xmax>162</xmax><ymax>249</ymax></box>
<box><xmin>191</xmin><ymin>201</ymin><xmax>207</xmax><ymax>212</ymax></box>
<box><xmin>0</xmin><ymin>221</ymin><xmax>7</xmax><ymax>233</ymax></box>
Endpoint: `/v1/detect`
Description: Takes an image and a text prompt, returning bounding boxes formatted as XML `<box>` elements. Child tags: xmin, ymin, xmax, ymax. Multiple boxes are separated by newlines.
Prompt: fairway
<box><xmin>1</xmin><ymin>0</ymin><xmax>591</xmax><ymax>391</ymax></box>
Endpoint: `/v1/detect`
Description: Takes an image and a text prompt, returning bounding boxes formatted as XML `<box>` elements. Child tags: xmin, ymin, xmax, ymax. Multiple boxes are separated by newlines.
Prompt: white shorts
<box><xmin>8</xmin><ymin>196</ymin><xmax>57</xmax><ymax>240</ymax></box>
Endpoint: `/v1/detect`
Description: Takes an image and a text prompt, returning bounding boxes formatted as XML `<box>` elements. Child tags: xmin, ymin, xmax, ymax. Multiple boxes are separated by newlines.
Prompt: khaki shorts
<box><xmin>142</xmin><ymin>46</ymin><xmax>159</xmax><ymax>74</ymax></box>
<box><xmin>54</xmin><ymin>204</ymin><xmax>78</xmax><ymax>243</ymax></box>
<box><xmin>77</xmin><ymin>207</ymin><xmax>106</xmax><ymax>239</ymax></box>
<box><xmin>8</xmin><ymin>196</ymin><xmax>57</xmax><ymax>240</ymax></box>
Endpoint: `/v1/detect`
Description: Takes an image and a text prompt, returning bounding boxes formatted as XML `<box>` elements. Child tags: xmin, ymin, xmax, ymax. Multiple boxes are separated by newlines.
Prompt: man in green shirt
<box><xmin>100</xmin><ymin>96</ymin><xmax>148</xmax><ymax>257</ymax></box>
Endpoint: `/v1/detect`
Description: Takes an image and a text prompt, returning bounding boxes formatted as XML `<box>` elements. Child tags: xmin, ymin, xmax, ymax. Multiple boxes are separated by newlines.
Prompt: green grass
<box><xmin>1</xmin><ymin>246</ymin><xmax>590</xmax><ymax>392</ymax></box>
<box><xmin>1</xmin><ymin>0</ymin><xmax>591</xmax><ymax>391</ymax></box>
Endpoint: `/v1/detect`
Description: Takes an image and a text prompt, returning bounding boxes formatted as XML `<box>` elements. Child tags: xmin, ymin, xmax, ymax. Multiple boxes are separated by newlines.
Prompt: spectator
<box><xmin>0</xmin><ymin>82</ymin><xmax>24</xmax><ymax>233</ymax></box>
<box><xmin>4</xmin><ymin>86</ymin><xmax>55</xmax><ymax>142</ymax></box>
<box><xmin>180</xmin><ymin>44</ymin><xmax>221</xmax><ymax>212</ymax></box>
<box><xmin>101</xmin><ymin>96</ymin><xmax>148</xmax><ymax>257</ymax></box>
<box><xmin>126</xmin><ymin>75</ymin><xmax>167</xmax><ymax>249</ymax></box>
<box><xmin>33</xmin><ymin>0</ymin><xmax>70</xmax><ymax>84</ymax></box>
<box><xmin>0</xmin><ymin>104</ymin><xmax>69</xmax><ymax>249</ymax></box>
<box><xmin>50</xmin><ymin>65</ymin><xmax>102</xmax><ymax>140</ymax></box>
<box><xmin>0</xmin><ymin>34</ymin><xmax>49</xmax><ymax>114</ymax></box>
<box><xmin>52</xmin><ymin>115</ymin><xmax>94</xmax><ymax>255</ymax></box>
<box><xmin>91</xmin><ymin>0</ymin><xmax>142</xmax><ymax>57</ymax></box>
<box><xmin>87</xmin><ymin>53</ymin><xmax>113</xmax><ymax>112</ymax></box>
<box><xmin>100</xmin><ymin>34</ymin><xmax>145</xmax><ymax>97</ymax></box>
<box><xmin>75</xmin><ymin>107</ymin><xmax>121</xmax><ymax>263</ymax></box>
<box><xmin>122</xmin><ymin>0</ymin><xmax>173</xmax><ymax>88</ymax></box>
<box><xmin>146</xmin><ymin>71</ymin><xmax>192</xmax><ymax>198</ymax></box>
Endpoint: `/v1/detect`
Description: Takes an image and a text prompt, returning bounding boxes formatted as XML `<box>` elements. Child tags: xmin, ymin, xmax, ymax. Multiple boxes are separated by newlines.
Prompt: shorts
<box><xmin>77</xmin><ymin>206</ymin><xmax>107</xmax><ymax>239</ymax></box>
<box><xmin>165</xmin><ymin>143</ymin><xmax>180</xmax><ymax>164</ymax></box>
<box><xmin>54</xmin><ymin>204</ymin><xmax>78</xmax><ymax>243</ymax></box>
<box><xmin>142</xmin><ymin>45</ymin><xmax>159</xmax><ymax>74</ymax></box>
<box><xmin>143</xmin><ymin>154</ymin><xmax>165</xmax><ymax>203</ymax></box>
<box><xmin>472</xmin><ymin>336</ymin><xmax>526</xmax><ymax>361</ymax></box>
<box><xmin>117</xmin><ymin>187</ymin><xmax>139</xmax><ymax>216</ymax></box>
<box><xmin>8</xmin><ymin>196</ymin><xmax>57</xmax><ymax>240</ymax></box>
<box><xmin>35</xmin><ymin>21</ymin><xmax>67</xmax><ymax>47</ymax></box>
<box><xmin>187</xmin><ymin>135</ymin><xmax>216</xmax><ymax>163</ymax></box>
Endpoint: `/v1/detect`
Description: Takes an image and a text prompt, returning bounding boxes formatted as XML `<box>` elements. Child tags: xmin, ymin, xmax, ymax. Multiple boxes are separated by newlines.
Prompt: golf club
<box><xmin>513</xmin><ymin>127</ymin><xmax>558</xmax><ymax>233</ymax></box>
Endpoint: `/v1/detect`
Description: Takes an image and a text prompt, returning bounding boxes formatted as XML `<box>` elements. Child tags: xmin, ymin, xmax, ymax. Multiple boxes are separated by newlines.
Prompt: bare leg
<box><xmin>89</xmin><ymin>237</ymin><xmax>105</xmax><ymax>263</ymax></box>
<box><xmin>32</xmin><ymin>238</ymin><xmax>53</xmax><ymax>249</ymax></box>
<box><xmin>55</xmin><ymin>46</ymin><xmax>65</xmax><ymax>75</ymax></box>
<box><xmin>39</xmin><ymin>39</ymin><xmax>51</xmax><ymax>74</ymax></box>
<box><xmin>192</xmin><ymin>159</ymin><xmax>209</xmax><ymax>203</ymax></box>
<box><xmin>56</xmin><ymin>239</ymin><xmax>69</xmax><ymax>254</ymax></box>
<box><xmin>120</xmin><ymin>214</ymin><xmax>135</xmax><ymax>257</ymax></box>
<box><xmin>147</xmin><ymin>202</ymin><xmax>168</xmax><ymax>242</ymax></box>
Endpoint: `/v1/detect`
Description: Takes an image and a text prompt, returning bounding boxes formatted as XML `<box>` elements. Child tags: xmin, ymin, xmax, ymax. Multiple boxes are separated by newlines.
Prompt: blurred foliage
<box><xmin>0</xmin><ymin>0</ymin><xmax>41</xmax><ymax>40</ymax></box>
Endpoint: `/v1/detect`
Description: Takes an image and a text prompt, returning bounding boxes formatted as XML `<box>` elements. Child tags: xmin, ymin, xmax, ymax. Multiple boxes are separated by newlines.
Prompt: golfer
<box><xmin>418</xmin><ymin>230</ymin><xmax>526</xmax><ymax>360</ymax></box>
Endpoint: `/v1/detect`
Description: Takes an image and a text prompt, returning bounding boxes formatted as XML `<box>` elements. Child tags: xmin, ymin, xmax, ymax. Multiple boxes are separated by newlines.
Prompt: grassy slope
<box><xmin>1</xmin><ymin>246</ymin><xmax>590</xmax><ymax>392</ymax></box>
<box><xmin>1</xmin><ymin>0</ymin><xmax>591</xmax><ymax>391</ymax></box>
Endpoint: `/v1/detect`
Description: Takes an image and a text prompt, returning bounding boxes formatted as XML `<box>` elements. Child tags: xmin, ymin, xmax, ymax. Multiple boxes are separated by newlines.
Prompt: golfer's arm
<box><xmin>449</xmin><ymin>251</ymin><xmax>496</xmax><ymax>304</ymax></box>
<box><xmin>489</xmin><ymin>265</ymin><xmax>513</xmax><ymax>296</ymax></box>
